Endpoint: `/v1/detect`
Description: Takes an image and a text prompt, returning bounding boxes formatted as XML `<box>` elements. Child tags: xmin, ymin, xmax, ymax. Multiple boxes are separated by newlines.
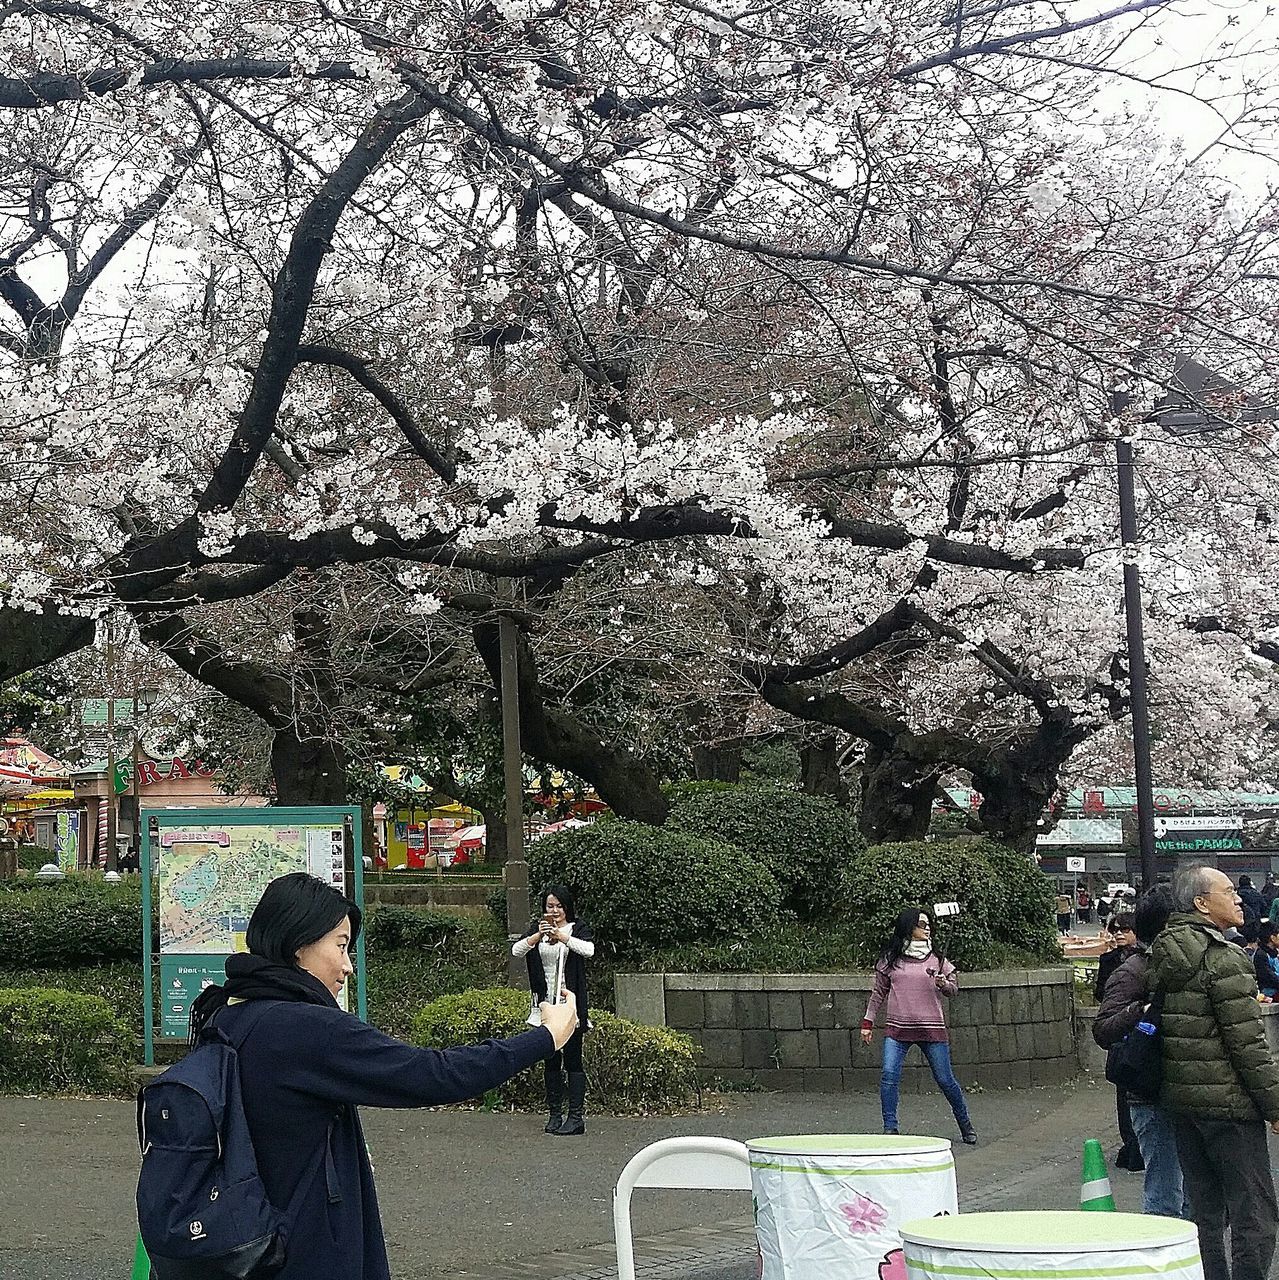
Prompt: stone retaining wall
<box><xmin>615</xmin><ymin>969</ymin><xmax>1077</xmax><ymax>1093</ymax></box>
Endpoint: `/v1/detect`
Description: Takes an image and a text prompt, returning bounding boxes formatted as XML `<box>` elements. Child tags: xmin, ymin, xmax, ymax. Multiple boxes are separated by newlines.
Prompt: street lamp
<box><xmin>1115</xmin><ymin>357</ymin><xmax>1278</xmax><ymax>891</ymax></box>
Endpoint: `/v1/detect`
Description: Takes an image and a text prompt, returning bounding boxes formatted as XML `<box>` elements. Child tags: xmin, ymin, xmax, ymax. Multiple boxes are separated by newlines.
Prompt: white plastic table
<box><xmin>749</xmin><ymin>1134</ymin><xmax>958</xmax><ymax>1280</ymax></box>
<box><xmin>900</xmin><ymin>1210</ymin><xmax>1203</xmax><ymax>1280</ymax></box>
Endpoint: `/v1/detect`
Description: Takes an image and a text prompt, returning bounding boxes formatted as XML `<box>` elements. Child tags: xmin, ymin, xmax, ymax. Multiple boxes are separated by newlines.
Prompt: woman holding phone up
<box><xmin>512</xmin><ymin>884</ymin><xmax>594</xmax><ymax>1135</ymax></box>
<box><xmin>861</xmin><ymin>907</ymin><xmax>977</xmax><ymax>1144</ymax></box>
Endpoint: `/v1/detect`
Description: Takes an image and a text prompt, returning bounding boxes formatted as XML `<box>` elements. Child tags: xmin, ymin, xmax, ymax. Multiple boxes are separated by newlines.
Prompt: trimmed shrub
<box><xmin>528</xmin><ymin>820</ymin><xmax>782</xmax><ymax>953</ymax></box>
<box><xmin>363</xmin><ymin>905</ymin><xmax>484</xmax><ymax>954</ymax></box>
<box><xmin>0</xmin><ymin>962</ymin><xmax>145</xmax><ymax>1036</ymax></box>
<box><xmin>841</xmin><ymin>838</ymin><xmax>1060</xmax><ymax>971</ymax></box>
<box><xmin>664</xmin><ymin>782</ymin><xmax>863</xmax><ymax>919</ymax></box>
<box><xmin>0</xmin><ymin>877</ymin><xmax>143</xmax><ymax>966</ymax></box>
<box><xmin>17</xmin><ymin>845</ymin><xmax>48</xmax><ymax>873</ymax></box>
<box><xmin>409</xmin><ymin>986</ymin><xmax>699</xmax><ymax>1112</ymax></box>
<box><xmin>0</xmin><ymin>987</ymin><xmax>133</xmax><ymax>1094</ymax></box>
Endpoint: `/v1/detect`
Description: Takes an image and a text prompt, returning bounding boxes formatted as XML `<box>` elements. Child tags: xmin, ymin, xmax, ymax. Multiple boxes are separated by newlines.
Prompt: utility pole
<box><xmin>500</xmin><ymin>611</ymin><xmax>530</xmax><ymax>984</ymax></box>
<box><xmin>104</xmin><ymin>622</ymin><xmax>119</xmax><ymax>874</ymax></box>
<box><xmin>1113</xmin><ymin>398</ymin><xmax>1156</xmax><ymax>891</ymax></box>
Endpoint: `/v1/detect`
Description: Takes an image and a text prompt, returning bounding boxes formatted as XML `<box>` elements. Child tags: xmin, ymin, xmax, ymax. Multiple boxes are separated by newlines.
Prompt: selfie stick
<box><xmin>550</xmin><ymin>944</ymin><xmax>567</xmax><ymax>1005</ymax></box>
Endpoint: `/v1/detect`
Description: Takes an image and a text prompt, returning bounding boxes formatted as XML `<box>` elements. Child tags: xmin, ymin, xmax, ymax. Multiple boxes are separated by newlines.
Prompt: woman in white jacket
<box><xmin>512</xmin><ymin>884</ymin><xmax>595</xmax><ymax>1134</ymax></box>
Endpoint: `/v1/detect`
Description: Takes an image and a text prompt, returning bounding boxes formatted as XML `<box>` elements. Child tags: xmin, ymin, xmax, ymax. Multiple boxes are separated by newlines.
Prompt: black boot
<box><xmin>556</xmin><ymin>1072</ymin><xmax>586</xmax><ymax>1136</ymax></box>
<box><xmin>543</xmin><ymin>1069</ymin><xmax>565</xmax><ymax>1134</ymax></box>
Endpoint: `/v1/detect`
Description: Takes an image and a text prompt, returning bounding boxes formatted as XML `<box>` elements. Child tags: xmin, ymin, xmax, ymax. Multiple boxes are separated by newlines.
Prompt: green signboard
<box><xmin>54</xmin><ymin>810</ymin><xmax>79</xmax><ymax>873</ymax></box>
<box><xmin>1154</xmin><ymin>815</ymin><xmax>1244</xmax><ymax>854</ymax></box>
<box><xmin>158</xmin><ymin>956</ymin><xmax>228</xmax><ymax>1037</ymax></box>
<box><xmin>142</xmin><ymin>806</ymin><xmax>365</xmax><ymax>1064</ymax></box>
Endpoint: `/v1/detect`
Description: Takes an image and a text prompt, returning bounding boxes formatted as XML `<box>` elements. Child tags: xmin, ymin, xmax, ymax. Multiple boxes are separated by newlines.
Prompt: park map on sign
<box><xmin>158</xmin><ymin>824</ymin><xmax>345</xmax><ymax>953</ymax></box>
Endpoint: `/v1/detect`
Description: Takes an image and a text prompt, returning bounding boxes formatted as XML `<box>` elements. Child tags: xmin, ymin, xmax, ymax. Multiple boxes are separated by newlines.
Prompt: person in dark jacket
<box><xmin>512</xmin><ymin>883</ymin><xmax>593</xmax><ymax>1135</ymax></box>
<box><xmin>187</xmin><ymin>873</ymin><xmax>578</xmax><ymax>1280</ymax></box>
<box><xmin>1149</xmin><ymin>866</ymin><xmax>1279</xmax><ymax>1280</ymax></box>
<box><xmin>1253</xmin><ymin>920</ymin><xmax>1279</xmax><ymax>998</ymax></box>
<box><xmin>1237</xmin><ymin>875</ymin><xmax>1266</xmax><ymax>927</ymax></box>
<box><xmin>1092</xmin><ymin>888</ymin><xmax>1187</xmax><ymax>1217</ymax></box>
<box><xmin>1094</xmin><ymin>910</ymin><xmax>1142</xmax><ymax>1170</ymax></box>
<box><xmin>1261</xmin><ymin>874</ymin><xmax>1279</xmax><ymax>916</ymax></box>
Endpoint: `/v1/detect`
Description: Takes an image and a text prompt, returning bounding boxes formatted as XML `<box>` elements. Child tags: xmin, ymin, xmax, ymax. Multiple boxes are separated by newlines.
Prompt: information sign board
<box><xmin>141</xmin><ymin>806</ymin><xmax>365</xmax><ymax>1063</ymax></box>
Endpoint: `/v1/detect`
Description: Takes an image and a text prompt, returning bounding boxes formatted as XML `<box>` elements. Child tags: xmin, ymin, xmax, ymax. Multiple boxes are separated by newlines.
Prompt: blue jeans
<box><xmin>1129</xmin><ymin>1101</ymin><xmax>1191</xmax><ymax>1219</ymax></box>
<box><xmin>880</xmin><ymin>1037</ymin><xmax>971</xmax><ymax>1132</ymax></box>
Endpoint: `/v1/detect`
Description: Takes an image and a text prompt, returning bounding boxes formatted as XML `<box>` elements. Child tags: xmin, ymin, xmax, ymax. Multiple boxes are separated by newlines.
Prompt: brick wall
<box><xmin>615</xmin><ymin>970</ymin><xmax>1077</xmax><ymax>1093</ymax></box>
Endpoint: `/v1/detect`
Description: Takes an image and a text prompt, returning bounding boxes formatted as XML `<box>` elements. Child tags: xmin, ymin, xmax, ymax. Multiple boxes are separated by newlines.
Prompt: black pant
<box><xmin>1174</xmin><ymin>1114</ymin><xmax>1278</xmax><ymax>1280</ymax></box>
<box><xmin>547</xmin><ymin>1027</ymin><xmax>583</xmax><ymax>1073</ymax></box>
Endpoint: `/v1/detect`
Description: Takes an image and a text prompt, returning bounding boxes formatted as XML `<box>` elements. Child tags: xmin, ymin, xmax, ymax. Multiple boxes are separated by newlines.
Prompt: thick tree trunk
<box><xmin>857</xmin><ymin>743</ymin><xmax>940</xmax><ymax>843</ymax></box>
<box><xmin>970</xmin><ymin>716</ymin><xmax>1084</xmax><ymax>853</ymax></box>
<box><xmin>480</xmin><ymin>802</ymin><xmax>509</xmax><ymax>866</ymax></box>
<box><xmin>270</xmin><ymin>725</ymin><xmax>347</xmax><ymax>805</ymax></box>
<box><xmin>474</xmin><ymin>621</ymin><xmax>670</xmax><ymax>825</ymax></box>
<box><xmin>0</xmin><ymin>606</ymin><xmax>94</xmax><ymax>683</ymax></box>
<box><xmin>691</xmin><ymin>742</ymin><xmax>742</xmax><ymax>782</ymax></box>
<box><xmin>800</xmin><ymin>734</ymin><xmax>849</xmax><ymax>803</ymax></box>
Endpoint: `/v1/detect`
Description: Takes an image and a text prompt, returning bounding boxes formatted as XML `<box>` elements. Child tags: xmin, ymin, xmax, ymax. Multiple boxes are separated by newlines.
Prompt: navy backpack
<box><xmin>136</xmin><ymin>1003</ymin><xmax>338</xmax><ymax>1280</ymax></box>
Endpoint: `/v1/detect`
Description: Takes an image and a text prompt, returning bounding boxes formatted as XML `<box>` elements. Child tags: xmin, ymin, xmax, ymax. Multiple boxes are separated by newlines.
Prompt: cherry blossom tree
<box><xmin>0</xmin><ymin>0</ymin><xmax>1274</xmax><ymax>817</ymax></box>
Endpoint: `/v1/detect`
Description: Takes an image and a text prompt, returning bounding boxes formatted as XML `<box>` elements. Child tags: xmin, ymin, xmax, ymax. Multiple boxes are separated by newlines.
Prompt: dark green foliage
<box><xmin>841</xmin><ymin>838</ymin><xmax>1060</xmax><ymax>970</ymax></box>
<box><xmin>486</xmin><ymin>887</ymin><xmax>507</xmax><ymax>929</ymax></box>
<box><xmin>409</xmin><ymin>986</ymin><xmax>699</xmax><ymax>1112</ymax></box>
<box><xmin>0</xmin><ymin>962</ymin><xmax>145</xmax><ymax>1035</ymax></box>
<box><xmin>664</xmin><ymin>783</ymin><xmax>863</xmax><ymax>919</ymax></box>
<box><xmin>0</xmin><ymin>876</ymin><xmax>144</xmax><ymax>966</ymax></box>
<box><xmin>363</xmin><ymin>905</ymin><xmax>486</xmax><ymax>954</ymax></box>
<box><xmin>528</xmin><ymin>820</ymin><xmax>782</xmax><ymax>953</ymax></box>
<box><xmin>363</xmin><ymin>911</ymin><xmax>507</xmax><ymax>1039</ymax></box>
<box><xmin>17</xmin><ymin>846</ymin><xmax>49</xmax><ymax>872</ymax></box>
<box><xmin>0</xmin><ymin>987</ymin><xmax>134</xmax><ymax>1094</ymax></box>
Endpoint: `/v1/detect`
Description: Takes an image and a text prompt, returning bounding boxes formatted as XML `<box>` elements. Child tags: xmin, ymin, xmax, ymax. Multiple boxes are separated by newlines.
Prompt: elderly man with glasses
<box><xmin>1151</xmin><ymin>865</ymin><xmax>1279</xmax><ymax>1280</ymax></box>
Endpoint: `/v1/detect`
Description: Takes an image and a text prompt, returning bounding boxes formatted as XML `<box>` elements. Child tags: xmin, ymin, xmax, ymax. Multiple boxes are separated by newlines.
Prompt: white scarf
<box><xmin>904</xmin><ymin>939</ymin><xmax>932</xmax><ymax>960</ymax></box>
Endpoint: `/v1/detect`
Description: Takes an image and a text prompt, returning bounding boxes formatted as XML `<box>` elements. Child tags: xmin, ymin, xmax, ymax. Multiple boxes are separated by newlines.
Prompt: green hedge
<box><xmin>841</xmin><ymin>838</ymin><xmax>1060</xmax><ymax>970</ymax></box>
<box><xmin>528</xmin><ymin>820</ymin><xmax>782</xmax><ymax>953</ymax></box>
<box><xmin>0</xmin><ymin>877</ymin><xmax>143</xmax><ymax>966</ymax></box>
<box><xmin>664</xmin><ymin>783</ymin><xmax>862</xmax><ymax>919</ymax></box>
<box><xmin>410</xmin><ymin>987</ymin><xmax>699</xmax><ymax>1112</ymax></box>
<box><xmin>0</xmin><ymin>988</ymin><xmax>133</xmax><ymax>1094</ymax></box>
<box><xmin>17</xmin><ymin>845</ymin><xmax>49</xmax><ymax>873</ymax></box>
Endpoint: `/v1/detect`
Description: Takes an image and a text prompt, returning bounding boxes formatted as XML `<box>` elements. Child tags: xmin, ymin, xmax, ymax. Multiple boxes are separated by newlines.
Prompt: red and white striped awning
<box><xmin>0</xmin><ymin>764</ymin><xmax>37</xmax><ymax>794</ymax></box>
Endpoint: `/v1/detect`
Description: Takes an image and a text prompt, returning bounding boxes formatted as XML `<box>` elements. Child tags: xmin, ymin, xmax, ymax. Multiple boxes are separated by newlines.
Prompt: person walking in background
<box><xmin>1237</xmin><ymin>875</ymin><xmax>1266</xmax><ymax>928</ymax></box>
<box><xmin>1261</xmin><ymin>873</ymin><xmax>1279</xmax><ymax>916</ymax></box>
<box><xmin>1094</xmin><ymin>910</ymin><xmax>1143</xmax><ymax>1171</ymax></box>
<box><xmin>174</xmin><ymin>874</ymin><xmax>578</xmax><ymax>1280</ymax></box>
<box><xmin>512</xmin><ymin>884</ymin><xmax>594</xmax><ymax>1135</ymax></box>
<box><xmin>1150</xmin><ymin>866</ymin><xmax>1279</xmax><ymax>1280</ymax></box>
<box><xmin>1056</xmin><ymin>892</ymin><xmax>1073</xmax><ymax>935</ymax></box>
<box><xmin>1093</xmin><ymin>889</ymin><xmax>1187</xmax><ymax>1217</ymax></box>
<box><xmin>861</xmin><ymin>907</ymin><xmax>977</xmax><ymax>1145</ymax></box>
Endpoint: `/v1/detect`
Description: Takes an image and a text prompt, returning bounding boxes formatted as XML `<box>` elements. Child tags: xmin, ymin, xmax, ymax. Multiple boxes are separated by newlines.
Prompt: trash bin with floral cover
<box><xmin>748</xmin><ymin>1135</ymin><xmax>957</xmax><ymax>1280</ymax></box>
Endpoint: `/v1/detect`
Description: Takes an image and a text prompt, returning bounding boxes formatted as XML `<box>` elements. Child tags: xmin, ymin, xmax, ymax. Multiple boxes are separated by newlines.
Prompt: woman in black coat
<box><xmin>185</xmin><ymin>873</ymin><xmax>577</xmax><ymax>1280</ymax></box>
<box><xmin>512</xmin><ymin>883</ymin><xmax>594</xmax><ymax>1135</ymax></box>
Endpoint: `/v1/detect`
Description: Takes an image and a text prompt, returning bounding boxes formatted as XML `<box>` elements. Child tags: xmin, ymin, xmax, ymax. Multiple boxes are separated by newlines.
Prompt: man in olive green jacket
<box><xmin>1150</xmin><ymin>866</ymin><xmax>1279</xmax><ymax>1280</ymax></box>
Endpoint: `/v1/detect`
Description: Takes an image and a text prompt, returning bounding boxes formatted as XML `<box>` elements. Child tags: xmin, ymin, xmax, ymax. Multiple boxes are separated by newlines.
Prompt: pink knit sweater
<box><xmin>861</xmin><ymin>953</ymin><xmax>958</xmax><ymax>1043</ymax></box>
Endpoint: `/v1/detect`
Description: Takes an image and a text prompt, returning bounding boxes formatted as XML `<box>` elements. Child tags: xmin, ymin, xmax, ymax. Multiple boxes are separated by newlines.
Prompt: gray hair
<box><xmin>1172</xmin><ymin>865</ymin><xmax>1219</xmax><ymax>913</ymax></box>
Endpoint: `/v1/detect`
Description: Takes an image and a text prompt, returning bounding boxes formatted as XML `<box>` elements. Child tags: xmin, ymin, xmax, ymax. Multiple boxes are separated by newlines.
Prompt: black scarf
<box><xmin>189</xmin><ymin>953</ymin><xmax>337</xmax><ymax>1045</ymax></box>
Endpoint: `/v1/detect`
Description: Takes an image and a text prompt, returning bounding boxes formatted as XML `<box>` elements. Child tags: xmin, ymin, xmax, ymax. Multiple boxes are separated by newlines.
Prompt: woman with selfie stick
<box><xmin>512</xmin><ymin>884</ymin><xmax>594</xmax><ymax>1135</ymax></box>
<box><xmin>861</xmin><ymin>906</ymin><xmax>977</xmax><ymax>1144</ymax></box>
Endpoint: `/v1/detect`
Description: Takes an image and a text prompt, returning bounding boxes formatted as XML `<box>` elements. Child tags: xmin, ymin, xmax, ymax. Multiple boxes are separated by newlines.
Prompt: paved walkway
<box><xmin>0</xmin><ymin>1077</ymin><xmax>1195</xmax><ymax>1280</ymax></box>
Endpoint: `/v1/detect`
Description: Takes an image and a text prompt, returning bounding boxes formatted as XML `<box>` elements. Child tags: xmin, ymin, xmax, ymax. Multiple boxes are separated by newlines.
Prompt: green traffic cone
<box><xmin>1080</xmin><ymin>1137</ymin><xmax>1116</xmax><ymax>1212</ymax></box>
<box><xmin>130</xmin><ymin>1232</ymin><xmax>150</xmax><ymax>1280</ymax></box>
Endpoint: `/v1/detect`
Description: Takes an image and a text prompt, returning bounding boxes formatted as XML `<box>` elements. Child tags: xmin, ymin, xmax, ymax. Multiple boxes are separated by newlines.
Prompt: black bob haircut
<box><xmin>1133</xmin><ymin>887</ymin><xmax>1174</xmax><ymax>946</ymax></box>
<box><xmin>247</xmin><ymin>872</ymin><xmax>362</xmax><ymax>964</ymax></box>
<box><xmin>540</xmin><ymin>883</ymin><xmax>577</xmax><ymax>922</ymax></box>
